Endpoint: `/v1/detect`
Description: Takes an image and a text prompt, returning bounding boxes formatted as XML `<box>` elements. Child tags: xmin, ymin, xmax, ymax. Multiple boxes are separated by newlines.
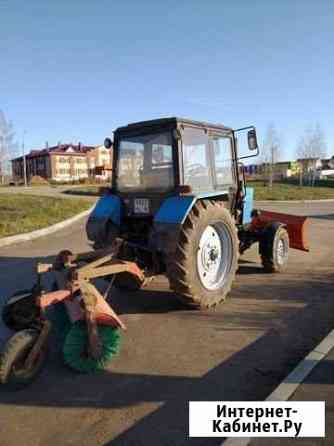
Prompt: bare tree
<box><xmin>0</xmin><ymin>110</ymin><xmax>18</xmax><ymax>183</ymax></box>
<box><xmin>296</xmin><ymin>123</ymin><xmax>327</xmax><ymax>186</ymax></box>
<box><xmin>261</xmin><ymin>123</ymin><xmax>281</xmax><ymax>188</ymax></box>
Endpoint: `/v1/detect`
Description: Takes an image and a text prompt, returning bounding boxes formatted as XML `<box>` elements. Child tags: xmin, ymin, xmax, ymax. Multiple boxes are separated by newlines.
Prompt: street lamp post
<box><xmin>22</xmin><ymin>131</ymin><xmax>27</xmax><ymax>187</ymax></box>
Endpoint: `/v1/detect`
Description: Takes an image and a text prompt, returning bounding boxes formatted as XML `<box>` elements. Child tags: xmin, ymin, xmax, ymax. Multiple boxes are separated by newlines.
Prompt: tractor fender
<box><xmin>258</xmin><ymin>222</ymin><xmax>286</xmax><ymax>257</ymax></box>
<box><xmin>151</xmin><ymin>196</ymin><xmax>195</xmax><ymax>256</ymax></box>
<box><xmin>86</xmin><ymin>194</ymin><xmax>121</xmax><ymax>245</ymax></box>
<box><xmin>152</xmin><ymin>195</ymin><xmax>228</xmax><ymax>256</ymax></box>
<box><xmin>154</xmin><ymin>196</ymin><xmax>196</xmax><ymax>225</ymax></box>
<box><xmin>154</xmin><ymin>193</ymin><xmax>230</xmax><ymax>225</ymax></box>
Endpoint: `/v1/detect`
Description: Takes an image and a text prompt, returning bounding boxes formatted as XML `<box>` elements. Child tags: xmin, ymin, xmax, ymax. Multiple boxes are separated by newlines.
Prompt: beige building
<box><xmin>86</xmin><ymin>145</ymin><xmax>112</xmax><ymax>180</ymax></box>
<box><xmin>12</xmin><ymin>143</ymin><xmax>113</xmax><ymax>183</ymax></box>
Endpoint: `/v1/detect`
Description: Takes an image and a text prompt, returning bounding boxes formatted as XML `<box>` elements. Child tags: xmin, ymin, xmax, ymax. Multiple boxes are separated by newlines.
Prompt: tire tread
<box><xmin>167</xmin><ymin>200</ymin><xmax>239</xmax><ymax>308</ymax></box>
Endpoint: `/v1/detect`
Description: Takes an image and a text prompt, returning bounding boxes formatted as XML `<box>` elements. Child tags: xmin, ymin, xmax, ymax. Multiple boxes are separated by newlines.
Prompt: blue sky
<box><xmin>1</xmin><ymin>0</ymin><xmax>333</xmax><ymax>160</ymax></box>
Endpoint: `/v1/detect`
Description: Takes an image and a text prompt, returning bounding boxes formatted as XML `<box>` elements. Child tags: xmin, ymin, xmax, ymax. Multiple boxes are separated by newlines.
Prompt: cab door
<box><xmin>209</xmin><ymin>134</ymin><xmax>236</xmax><ymax>193</ymax></box>
<box><xmin>181</xmin><ymin>126</ymin><xmax>213</xmax><ymax>192</ymax></box>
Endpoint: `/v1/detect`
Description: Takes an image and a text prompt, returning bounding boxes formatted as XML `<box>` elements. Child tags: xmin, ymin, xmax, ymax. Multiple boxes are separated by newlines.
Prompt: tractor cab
<box><xmin>87</xmin><ymin>118</ymin><xmax>259</xmax><ymax>252</ymax></box>
<box><xmin>111</xmin><ymin>118</ymin><xmax>241</xmax><ymax>201</ymax></box>
<box><xmin>105</xmin><ymin>118</ymin><xmax>257</xmax><ymax>220</ymax></box>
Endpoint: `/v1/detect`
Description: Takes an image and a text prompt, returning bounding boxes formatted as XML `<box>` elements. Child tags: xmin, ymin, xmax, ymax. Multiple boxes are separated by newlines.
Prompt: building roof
<box><xmin>12</xmin><ymin>144</ymin><xmax>97</xmax><ymax>162</ymax></box>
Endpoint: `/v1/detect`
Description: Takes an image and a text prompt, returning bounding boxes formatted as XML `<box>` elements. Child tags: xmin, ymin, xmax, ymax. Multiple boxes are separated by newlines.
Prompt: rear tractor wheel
<box><xmin>168</xmin><ymin>200</ymin><xmax>239</xmax><ymax>309</ymax></box>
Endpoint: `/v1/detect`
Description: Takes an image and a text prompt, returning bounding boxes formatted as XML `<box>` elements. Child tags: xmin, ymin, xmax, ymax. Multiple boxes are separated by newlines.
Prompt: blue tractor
<box><xmin>86</xmin><ymin>117</ymin><xmax>299</xmax><ymax>308</ymax></box>
<box><xmin>0</xmin><ymin>118</ymin><xmax>309</xmax><ymax>388</ymax></box>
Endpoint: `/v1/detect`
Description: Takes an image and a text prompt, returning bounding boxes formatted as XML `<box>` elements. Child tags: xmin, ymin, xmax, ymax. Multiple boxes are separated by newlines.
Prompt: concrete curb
<box><xmin>0</xmin><ymin>206</ymin><xmax>94</xmax><ymax>248</ymax></box>
<box><xmin>223</xmin><ymin>327</ymin><xmax>334</xmax><ymax>446</ymax></box>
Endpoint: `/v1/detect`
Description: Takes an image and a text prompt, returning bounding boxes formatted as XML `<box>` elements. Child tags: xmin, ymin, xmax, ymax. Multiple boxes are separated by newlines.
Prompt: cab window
<box><xmin>117</xmin><ymin>131</ymin><xmax>174</xmax><ymax>191</ymax></box>
<box><xmin>182</xmin><ymin>126</ymin><xmax>212</xmax><ymax>191</ymax></box>
<box><xmin>210</xmin><ymin>135</ymin><xmax>234</xmax><ymax>188</ymax></box>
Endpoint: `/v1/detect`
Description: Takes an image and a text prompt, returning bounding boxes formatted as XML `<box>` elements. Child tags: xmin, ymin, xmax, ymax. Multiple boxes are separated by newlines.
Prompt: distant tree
<box><xmin>296</xmin><ymin>123</ymin><xmax>327</xmax><ymax>186</ymax></box>
<box><xmin>0</xmin><ymin>110</ymin><xmax>19</xmax><ymax>183</ymax></box>
<box><xmin>261</xmin><ymin>124</ymin><xmax>282</xmax><ymax>188</ymax></box>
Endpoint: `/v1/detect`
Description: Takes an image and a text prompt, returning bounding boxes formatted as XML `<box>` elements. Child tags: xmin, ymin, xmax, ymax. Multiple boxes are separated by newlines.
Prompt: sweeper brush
<box><xmin>63</xmin><ymin>322</ymin><xmax>121</xmax><ymax>373</ymax></box>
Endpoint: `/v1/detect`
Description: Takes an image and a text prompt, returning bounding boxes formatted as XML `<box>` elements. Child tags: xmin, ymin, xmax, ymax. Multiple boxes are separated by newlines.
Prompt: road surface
<box><xmin>0</xmin><ymin>201</ymin><xmax>333</xmax><ymax>446</ymax></box>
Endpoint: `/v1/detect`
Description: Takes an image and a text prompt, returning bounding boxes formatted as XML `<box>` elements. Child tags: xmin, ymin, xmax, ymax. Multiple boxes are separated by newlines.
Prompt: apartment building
<box><xmin>12</xmin><ymin>143</ymin><xmax>112</xmax><ymax>182</ymax></box>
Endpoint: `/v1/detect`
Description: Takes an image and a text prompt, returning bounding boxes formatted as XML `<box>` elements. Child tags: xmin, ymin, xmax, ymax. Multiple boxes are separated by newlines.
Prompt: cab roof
<box><xmin>115</xmin><ymin>117</ymin><xmax>233</xmax><ymax>134</ymax></box>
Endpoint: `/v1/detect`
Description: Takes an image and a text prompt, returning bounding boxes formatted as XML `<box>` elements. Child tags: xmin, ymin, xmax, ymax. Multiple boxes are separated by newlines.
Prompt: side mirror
<box><xmin>247</xmin><ymin>129</ymin><xmax>258</xmax><ymax>151</ymax></box>
<box><xmin>104</xmin><ymin>137</ymin><xmax>113</xmax><ymax>149</ymax></box>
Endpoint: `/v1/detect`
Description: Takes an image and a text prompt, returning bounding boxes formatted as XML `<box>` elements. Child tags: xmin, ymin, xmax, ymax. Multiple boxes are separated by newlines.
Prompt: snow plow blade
<box><xmin>258</xmin><ymin>210</ymin><xmax>309</xmax><ymax>252</ymax></box>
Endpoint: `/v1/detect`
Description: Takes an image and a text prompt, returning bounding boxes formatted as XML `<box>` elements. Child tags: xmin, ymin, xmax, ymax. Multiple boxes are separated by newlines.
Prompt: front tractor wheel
<box><xmin>168</xmin><ymin>200</ymin><xmax>239</xmax><ymax>309</ymax></box>
<box><xmin>260</xmin><ymin>225</ymin><xmax>289</xmax><ymax>273</ymax></box>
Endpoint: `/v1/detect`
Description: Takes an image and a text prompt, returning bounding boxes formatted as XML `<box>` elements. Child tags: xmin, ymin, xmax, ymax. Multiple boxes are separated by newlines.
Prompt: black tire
<box><xmin>0</xmin><ymin>329</ymin><xmax>47</xmax><ymax>388</ymax></box>
<box><xmin>93</xmin><ymin>220</ymin><xmax>119</xmax><ymax>250</ymax></box>
<box><xmin>110</xmin><ymin>233</ymin><xmax>144</xmax><ymax>291</ymax></box>
<box><xmin>113</xmin><ymin>272</ymin><xmax>144</xmax><ymax>291</ymax></box>
<box><xmin>2</xmin><ymin>289</ymin><xmax>39</xmax><ymax>332</ymax></box>
<box><xmin>260</xmin><ymin>225</ymin><xmax>289</xmax><ymax>273</ymax></box>
<box><xmin>167</xmin><ymin>200</ymin><xmax>239</xmax><ymax>309</ymax></box>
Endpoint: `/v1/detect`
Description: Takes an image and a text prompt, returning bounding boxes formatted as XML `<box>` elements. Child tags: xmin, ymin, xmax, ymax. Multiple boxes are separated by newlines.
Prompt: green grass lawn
<box><xmin>0</xmin><ymin>194</ymin><xmax>92</xmax><ymax>238</ymax></box>
<box><xmin>250</xmin><ymin>181</ymin><xmax>334</xmax><ymax>201</ymax></box>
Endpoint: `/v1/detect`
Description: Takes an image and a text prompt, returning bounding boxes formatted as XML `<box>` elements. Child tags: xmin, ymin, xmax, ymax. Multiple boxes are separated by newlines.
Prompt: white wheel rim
<box><xmin>277</xmin><ymin>238</ymin><xmax>288</xmax><ymax>265</ymax></box>
<box><xmin>196</xmin><ymin>223</ymin><xmax>233</xmax><ymax>291</ymax></box>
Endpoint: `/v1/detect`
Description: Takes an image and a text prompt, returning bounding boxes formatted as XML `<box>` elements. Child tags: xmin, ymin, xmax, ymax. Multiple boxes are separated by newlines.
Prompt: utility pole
<box><xmin>22</xmin><ymin>130</ymin><xmax>27</xmax><ymax>187</ymax></box>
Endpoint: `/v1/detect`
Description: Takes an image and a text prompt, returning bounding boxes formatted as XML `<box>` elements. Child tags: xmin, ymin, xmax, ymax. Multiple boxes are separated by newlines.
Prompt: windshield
<box><xmin>116</xmin><ymin>131</ymin><xmax>174</xmax><ymax>192</ymax></box>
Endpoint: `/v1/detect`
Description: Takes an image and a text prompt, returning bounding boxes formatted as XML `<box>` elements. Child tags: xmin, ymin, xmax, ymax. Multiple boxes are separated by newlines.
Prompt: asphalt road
<box><xmin>252</xmin><ymin>345</ymin><xmax>334</xmax><ymax>446</ymax></box>
<box><xmin>0</xmin><ymin>201</ymin><xmax>333</xmax><ymax>446</ymax></box>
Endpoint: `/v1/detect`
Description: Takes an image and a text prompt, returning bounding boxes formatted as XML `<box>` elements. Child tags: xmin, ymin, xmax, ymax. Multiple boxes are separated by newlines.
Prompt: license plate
<box><xmin>134</xmin><ymin>198</ymin><xmax>149</xmax><ymax>214</ymax></box>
